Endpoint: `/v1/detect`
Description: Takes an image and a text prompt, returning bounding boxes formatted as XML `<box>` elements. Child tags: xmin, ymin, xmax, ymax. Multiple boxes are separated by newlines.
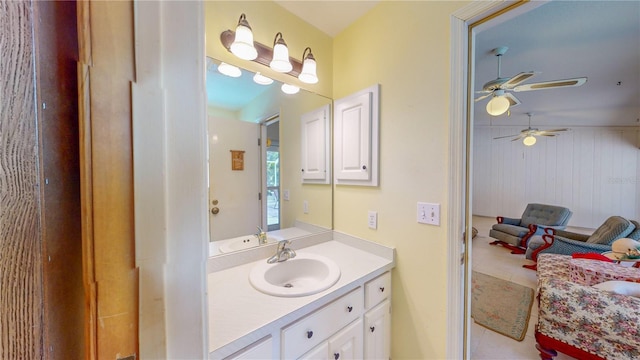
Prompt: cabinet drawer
<box><xmin>282</xmin><ymin>288</ymin><xmax>363</xmax><ymax>359</ymax></box>
<box><xmin>365</xmin><ymin>272</ymin><xmax>391</xmax><ymax>309</ymax></box>
<box><xmin>224</xmin><ymin>336</ymin><xmax>272</xmax><ymax>360</ymax></box>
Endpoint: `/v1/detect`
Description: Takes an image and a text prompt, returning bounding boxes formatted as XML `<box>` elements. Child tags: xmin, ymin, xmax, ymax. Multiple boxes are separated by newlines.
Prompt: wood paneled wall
<box><xmin>1</xmin><ymin>0</ymin><xmax>83</xmax><ymax>358</ymax></box>
<box><xmin>77</xmin><ymin>1</ymin><xmax>138</xmax><ymax>359</ymax></box>
<box><xmin>474</xmin><ymin>126</ymin><xmax>640</xmax><ymax>228</ymax></box>
<box><xmin>0</xmin><ymin>1</ymin><xmax>43</xmax><ymax>357</ymax></box>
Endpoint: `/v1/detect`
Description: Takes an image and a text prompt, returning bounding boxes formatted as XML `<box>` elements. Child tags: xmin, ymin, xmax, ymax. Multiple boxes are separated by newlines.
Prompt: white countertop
<box><xmin>207</xmin><ymin>235</ymin><xmax>394</xmax><ymax>357</ymax></box>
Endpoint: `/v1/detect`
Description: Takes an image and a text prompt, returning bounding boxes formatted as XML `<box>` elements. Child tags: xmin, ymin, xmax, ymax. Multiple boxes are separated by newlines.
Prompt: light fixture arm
<box><xmin>302</xmin><ymin>47</ymin><xmax>314</xmax><ymax>61</ymax></box>
<box><xmin>220</xmin><ymin>29</ymin><xmax>304</xmax><ymax>77</ymax></box>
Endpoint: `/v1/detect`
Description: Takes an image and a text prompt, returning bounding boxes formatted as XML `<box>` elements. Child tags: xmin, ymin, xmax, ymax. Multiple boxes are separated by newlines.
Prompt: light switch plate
<box><xmin>417</xmin><ymin>202</ymin><xmax>440</xmax><ymax>226</ymax></box>
<box><xmin>303</xmin><ymin>200</ymin><xmax>309</xmax><ymax>214</ymax></box>
<box><xmin>368</xmin><ymin>211</ymin><xmax>378</xmax><ymax>229</ymax></box>
<box><xmin>283</xmin><ymin>189</ymin><xmax>290</xmax><ymax>201</ymax></box>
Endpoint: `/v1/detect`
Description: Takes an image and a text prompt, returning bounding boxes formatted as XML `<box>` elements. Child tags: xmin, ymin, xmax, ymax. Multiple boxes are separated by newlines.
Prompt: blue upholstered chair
<box><xmin>488</xmin><ymin>203</ymin><xmax>573</xmax><ymax>253</ymax></box>
<box><xmin>525</xmin><ymin>216</ymin><xmax>637</xmax><ymax>264</ymax></box>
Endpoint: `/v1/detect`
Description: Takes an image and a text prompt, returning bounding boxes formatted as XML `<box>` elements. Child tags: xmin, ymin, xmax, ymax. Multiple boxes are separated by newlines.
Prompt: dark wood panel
<box><xmin>0</xmin><ymin>1</ymin><xmax>44</xmax><ymax>359</ymax></box>
<box><xmin>32</xmin><ymin>1</ymin><xmax>83</xmax><ymax>358</ymax></box>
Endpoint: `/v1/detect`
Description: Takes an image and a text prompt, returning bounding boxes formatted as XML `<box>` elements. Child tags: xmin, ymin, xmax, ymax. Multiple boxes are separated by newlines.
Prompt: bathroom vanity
<box><xmin>208</xmin><ymin>232</ymin><xmax>395</xmax><ymax>359</ymax></box>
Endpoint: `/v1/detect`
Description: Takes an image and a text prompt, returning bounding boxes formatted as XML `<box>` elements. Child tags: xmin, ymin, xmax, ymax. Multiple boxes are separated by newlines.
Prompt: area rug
<box><xmin>471</xmin><ymin>271</ymin><xmax>534</xmax><ymax>341</ymax></box>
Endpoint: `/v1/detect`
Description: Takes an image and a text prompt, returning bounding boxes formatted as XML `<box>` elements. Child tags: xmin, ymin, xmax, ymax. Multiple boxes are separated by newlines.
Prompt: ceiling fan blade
<box><xmin>501</xmin><ymin>71</ymin><xmax>537</xmax><ymax>89</ymax></box>
<box><xmin>493</xmin><ymin>134</ymin><xmax>521</xmax><ymax>139</ymax></box>
<box><xmin>475</xmin><ymin>93</ymin><xmax>492</xmax><ymax>102</ymax></box>
<box><xmin>503</xmin><ymin>92</ymin><xmax>521</xmax><ymax>107</ymax></box>
<box><xmin>513</xmin><ymin>77</ymin><xmax>587</xmax><ymax>92</ymax></box>
<box><xmin>538</xmin><ymin>128</ymin><xmax>569</xmax><ymax>133</ymax></box>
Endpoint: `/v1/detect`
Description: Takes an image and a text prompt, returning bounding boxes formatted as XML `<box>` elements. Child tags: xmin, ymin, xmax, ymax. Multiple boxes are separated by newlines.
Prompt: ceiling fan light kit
<box><xmin>493</xmin><ymin>113</ymin><xmax>569</xmax><ymax>146</ymax></box>
<box><xmin>476</xmin><ymin>46</ymin><xmax>587</xmax><ymax>116</ymax></box>
<box><xmin>220</xmin><ymin>14</ymin><xmax>319</xmax><ymax>85</ymax></box>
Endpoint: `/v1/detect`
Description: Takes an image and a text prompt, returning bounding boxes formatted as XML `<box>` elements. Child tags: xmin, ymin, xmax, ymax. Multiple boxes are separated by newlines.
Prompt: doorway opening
<box><xmin>263</xmin><ymin>117</ymin><xmax>281</xmax><ymax>231</ymax></box>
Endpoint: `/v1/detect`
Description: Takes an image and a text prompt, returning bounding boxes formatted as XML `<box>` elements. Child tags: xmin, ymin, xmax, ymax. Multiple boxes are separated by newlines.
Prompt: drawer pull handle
<box><xmin>379</xmin><ymin>286</ymin><xmax>385</xmax><ymax>292</ymax></box>
<box><xmin>306</xmin><ymin>330</ymin><xmax>313</xmax><ymax>339</ymax></box>
<box><xmin>334</xmin><ymin>353</ymin><xmax>340</xmax><ymax>360</ymax></box>
<box><xmin>347</xmin><ymin>306</ymin><xmax>353</xmax><ymax>312</ymax></box>
<box><xmin>370</xmin><ymin>326</ymin><xmax>376</xmax><ymax>332</ymax></box>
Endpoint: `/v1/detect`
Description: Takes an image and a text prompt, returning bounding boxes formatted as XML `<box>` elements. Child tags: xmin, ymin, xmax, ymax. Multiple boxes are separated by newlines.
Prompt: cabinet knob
<box><xmin>379</xmin><ymin>286</ymin><xmax>385</xmax><ymax>292</ymax></box>
<box><xmin>334</xmin><ymin>353</ymin><xmax>340</xmax><ymax>360</ymax></box>
<box><xmin>370</xmin><ymin>326</ymin><xmax>376</xmax><ymax>333</ymax></box>
<box><xmin>347</xmin><ymin>306</ymin><xmax>353</xmax><ymax>312</ymax></box>
<box><xmin>306</xmin><ymin>330</ymin><xmax>313</xmax><ymax>339</ymax></box>
<box><xmin>362</xmin><ymin>165</ymin><xmax>367</xmax><ymax>170</ymax></box>
<box><xmin>301</xmin><ymin>169</ymin><xmax>304</xmax><ymax>172</ymax></box>
<box><xmin>211</xmin><ymin>207</ymin><xmax>220</xmax><ymax>215</ymax></box>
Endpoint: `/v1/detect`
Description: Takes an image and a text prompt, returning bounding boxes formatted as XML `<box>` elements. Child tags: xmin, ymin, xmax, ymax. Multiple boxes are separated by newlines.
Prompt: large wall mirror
<box><xmin>206</xmin><ymin>57</ymin><xmax>333</xmax><ymax>256</ymax></box>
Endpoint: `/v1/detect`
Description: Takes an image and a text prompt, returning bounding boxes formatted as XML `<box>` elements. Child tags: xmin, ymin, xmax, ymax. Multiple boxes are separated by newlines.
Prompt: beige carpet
<box><xmin>471</xmin><ymin>271</ymin><xmax>534</xmax><ymax>341</ymax></box>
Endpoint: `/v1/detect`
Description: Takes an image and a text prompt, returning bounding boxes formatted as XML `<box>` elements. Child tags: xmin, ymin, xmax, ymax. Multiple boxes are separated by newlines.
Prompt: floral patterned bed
<box><xmin>536</xmin><ymin>254</ymin><xmax>640</xmax><ymax>359</ymax></box>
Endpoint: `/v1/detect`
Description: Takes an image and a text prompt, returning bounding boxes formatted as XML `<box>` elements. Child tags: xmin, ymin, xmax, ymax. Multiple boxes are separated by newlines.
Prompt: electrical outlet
<box><xmin>368</xmin><ymin>211</ymin><xmax>378</xmax><ymax>229</ymax></box>
<box><xmin>303</xmin><ymin>200</ymin><xmax>309</xmax><ymax>214</ymax></box>
<box><xmin>283</xmin><ymin>189</ymin><xmax>290</xmax><ymax>201</ymax></box>
<box><xmin>417</xmin><ymin>202</ymin><xmax>440</xmax><ymax>226</ymax></box>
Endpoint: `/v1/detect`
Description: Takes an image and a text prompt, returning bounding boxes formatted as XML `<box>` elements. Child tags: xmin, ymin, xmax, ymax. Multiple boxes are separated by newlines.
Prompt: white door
<box><xmin>328</xmin><ymin>319</ymin><xmax>363</xmax><ymax>360</ymax></box>
<box><xmin>364</xmin><ymin>300</ymin><xmax>390</xmax><ymax>360</ymax></box>
<box><xmin>208</xmin><ymin>114</ymin><xmax>261</xmax><ymax>241</ymax></box>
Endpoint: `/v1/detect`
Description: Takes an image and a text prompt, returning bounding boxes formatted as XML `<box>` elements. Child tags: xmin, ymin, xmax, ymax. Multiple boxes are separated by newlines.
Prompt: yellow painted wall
<box><xmin>333</xmin><ymin>1</ymin><xmax>468</xmax><ymax>358</ymax></box>
<box><xmin>205</xmin><ymin>1</ymin><xmax>333</xmax><ymax>98</ymax></box>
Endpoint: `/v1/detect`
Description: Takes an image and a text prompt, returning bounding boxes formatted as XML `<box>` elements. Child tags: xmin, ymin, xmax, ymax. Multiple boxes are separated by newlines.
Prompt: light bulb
<box><xmin>486</xmin><ymin>95</ymin><xmax>510</xmax><ymax>116</ymax></box>
<box><xmin>253</xmin><ymin>72</ymin><xmax>274</xmax><ymax>85</ymax></box>
<box><xmin>217</xmin><ymin>62</ymin><xmax>241</xmax><ymax>78</ymax></box>
<box><xmin>298</xmin><ymin>48</ymin><xmax>318</xmax><ymax>84</ymax></box>
<box><xmin>270</xmin><ymin>33</ymin><xmax>292</xmax><ymax>73</ymax></box>
<box><xmin>523</xmin><ymin>135</ymin><xmax>537</xmax><ymax>146</ymax></box>
<box><xmin>230</xmin><ymin>14</ymin><xmax>257</xmax><ymax>60</ymax></box>
<box><xmin>281</xmin><ymin>84</ymin><xmax>299</xmax><ymax>95</ymax></box>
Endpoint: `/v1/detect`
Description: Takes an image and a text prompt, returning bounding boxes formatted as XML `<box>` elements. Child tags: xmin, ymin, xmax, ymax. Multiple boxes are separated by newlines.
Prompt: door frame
<box><xmin>447</xmin><ymin>1</ymin><xmax>542</xmax><ymax>358</ymax></box>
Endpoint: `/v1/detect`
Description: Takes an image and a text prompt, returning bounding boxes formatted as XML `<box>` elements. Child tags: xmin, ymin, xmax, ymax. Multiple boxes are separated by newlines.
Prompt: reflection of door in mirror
<box><xmin>262</xmin><ymin>117</ymin><xmax>280</xmax><ymax>231</ymax></box>
<box><xmin>208</xmin><ymin>114</ymin><xmax>261</xmax><ymax>241</ymax></box>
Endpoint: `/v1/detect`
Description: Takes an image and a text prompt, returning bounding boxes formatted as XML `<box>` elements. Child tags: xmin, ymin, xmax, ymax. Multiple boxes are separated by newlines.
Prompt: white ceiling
<box><xmin>474</xmin><ymin>1</ymin><xmax>640</xmax><ymax>128</ymax></box>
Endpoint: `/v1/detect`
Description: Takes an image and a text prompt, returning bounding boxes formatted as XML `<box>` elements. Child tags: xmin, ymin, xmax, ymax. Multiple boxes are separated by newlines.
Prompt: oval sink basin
<box><xmin>218</xmin><ymin>236</ymin><xmax>277</xmax><ymax>254</ymax></box>
<box><xmin>249</xmin><ymin>253</ymin><xmax>341</xmax><ymax>297</ymax></box>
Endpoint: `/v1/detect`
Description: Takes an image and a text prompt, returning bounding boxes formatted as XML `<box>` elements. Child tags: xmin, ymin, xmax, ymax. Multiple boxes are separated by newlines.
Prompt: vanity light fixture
<box><xmin>270</xmin><ymin>32</ymin><xmax>293</xmax><ymax>73</ymax></box>
<box><xmin>217</xmin><ymin>62</ymin><xmax>242</xmax><ymax>78</ymax></box>
<box><xmin>230</xmin><ymin>14</ymin><xmax>258</xmax><ymax>60</ymax></box>
<box><xmin>253</xmin><ymin>72</ymin><xmax>274</xmax><ymax>85</ymax></box>
<box><xmin>219</xmin><ymin>15</ymin><xmax>319</xmax><ymax>83</ymax></box>
<box><xmin>281</xmin><ymin>83</ymin><xmax>300</xmax><ymax>95</ymax></box>
<box><xmin>523</xmin><ymin>135</ymin><xmax>537</xmax><ymax>146</ymax></box>
<box><xmin>486</xmin><ymin>90</ymin><xmax>510</xmax><ymax>116</ymax></box>
<box><xmin>298</xmin><ymin>47</ymin><xmax>318</xmax><ymax>84</ymax></box>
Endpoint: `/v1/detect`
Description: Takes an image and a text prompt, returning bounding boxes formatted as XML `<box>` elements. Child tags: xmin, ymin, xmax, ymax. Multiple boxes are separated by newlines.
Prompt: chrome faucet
<box><xmin>267</xmin><ymin>240</ymin><xmax>296</xmax><ymax>264</ymax></box>
<box><xmin>255</xmin><ymin>226</ymin><xmax>267</xmax><ymax>245</ymax></box>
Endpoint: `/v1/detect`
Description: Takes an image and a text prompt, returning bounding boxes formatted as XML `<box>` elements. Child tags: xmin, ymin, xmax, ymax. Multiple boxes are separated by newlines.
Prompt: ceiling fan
<box><xmin>476</xmin><ymin>46</ymin><xmax>587</xmax><ymax>116</ymax></box>
<box><xmin>493</xmin><ymin>113</ymin><xmax>568</xmax><ymax>146</ymax></box>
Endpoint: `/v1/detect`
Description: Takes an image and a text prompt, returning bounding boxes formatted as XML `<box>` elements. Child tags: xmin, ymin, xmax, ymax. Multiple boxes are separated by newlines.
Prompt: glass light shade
<box><xmin>486</xmin><ymin>95</ymin><xmax>510</xmax><ymax>116</ymax></box>
<box><xmin>270</xmin><ymin>43</ymin><xmax>292</xmax><ymax>73</ymax></box>
<box><xmin>230</xmin><ymin>25</ymin><xmax>257</xmax><ymax>60</ymax></box>
<box><xmin>217</xmin><ymin>62</ymin><xmax>241</xmax><ymax>78</ymax></box>
<box><xmin>298</xmin><ymin>57</ymin><xmax>318</xmax><ymax>84</ymax></box>
<box><xmin>253</xmin><ymin>72</ymin><xmax>274</xmax><ymax>85</ymax></box>
<box><xmin>523</xmin><ymin>136</ymin><xmax>537</xmax><ymax>146</ymax></box>
<box><xmin>281</xmin><ymin>84</ymin><xmax>300</xmax><ymax>95</ymax></box>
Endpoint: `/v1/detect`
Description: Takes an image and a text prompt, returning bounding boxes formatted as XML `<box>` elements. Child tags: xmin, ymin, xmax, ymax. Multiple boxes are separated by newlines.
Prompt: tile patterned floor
<box><xmin>470</xmin><ymin>215</ymin><xmax>582</xmax><ymax>360</ymax></box>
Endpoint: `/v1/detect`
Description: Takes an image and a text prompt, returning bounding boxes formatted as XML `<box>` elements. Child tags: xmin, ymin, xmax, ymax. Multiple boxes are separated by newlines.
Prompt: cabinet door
<box><xmin>364</xmin><ymin>300</ymin><xmax>390</xmax><ymax>360</ymax></box>
<box><xmin>301</xmin><ymin>105</ymin><xmax>330</xmax><ymax>183</ymax></box>
<box><xmin>334</xmin><ymin>84</ymin><xmax>379</xmax><ymax>186</ymax></box>
<box><xmin>225</xmin><ymin>337</ymin><xmax>272</xmax><ymax>360</ymax></box>
<box><xmin>298</xmin><ymin>341</ymin><xmax>330</xmax><ymax>360</ymax></box>
<box><xmin>328</xmin><ymin>319</ymin><xmax>363</xmax><ymax>360</ymax></box>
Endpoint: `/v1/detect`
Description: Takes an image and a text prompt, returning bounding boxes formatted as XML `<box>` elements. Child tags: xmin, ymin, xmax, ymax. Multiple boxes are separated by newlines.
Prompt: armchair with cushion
<box><xmin>489</xmin><ymin>203</ymin><xmax>573</xmax><ymax>254</ymax></box>
<box><xmin>525</xmin><ymin>216</ymin><xmax>637</xmax><ymax>268</ymax></box>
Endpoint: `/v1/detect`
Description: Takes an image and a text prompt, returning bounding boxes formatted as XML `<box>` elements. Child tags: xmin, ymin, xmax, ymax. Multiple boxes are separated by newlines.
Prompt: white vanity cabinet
<box><xmin>363</xmin><ymin>272</ymin><xmax>391</xmax><ymax>360</ymax></box>
<box><xmin>224</xmin><ymin>336</ymin><xmax>272</xmax><ymax>360</ymax></box>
